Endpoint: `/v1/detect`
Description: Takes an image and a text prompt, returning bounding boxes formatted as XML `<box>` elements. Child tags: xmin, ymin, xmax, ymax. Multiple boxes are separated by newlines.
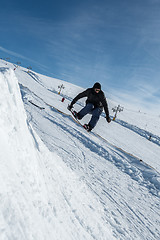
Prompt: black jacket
<box><xmin>71</xmin><ymin>88</ymin><xmax>110</xmax><ymax>118</ymax></box>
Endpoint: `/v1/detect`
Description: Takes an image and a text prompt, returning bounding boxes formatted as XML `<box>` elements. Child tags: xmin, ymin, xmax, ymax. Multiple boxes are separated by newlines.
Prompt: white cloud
<box><xmin>0</xmin><ymin>46</ymin><xmax>26</xmax><ymax>59</ymax></box>
<box><xmin>0</xmin><ymin>46</ymin><xmax>49</xmax><ymax>71</ymax></box>
<box><xmin>108</xmin><ymin>82</ymin><xmax>160</xmax><ymax>115</ymax></box>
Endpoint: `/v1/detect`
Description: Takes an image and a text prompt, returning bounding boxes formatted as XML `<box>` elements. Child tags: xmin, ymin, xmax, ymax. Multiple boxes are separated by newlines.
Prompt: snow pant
<box><xmin>78</xmin><ymin>103</ymin><xmax>102</xmax><ymax>129</ymax></box>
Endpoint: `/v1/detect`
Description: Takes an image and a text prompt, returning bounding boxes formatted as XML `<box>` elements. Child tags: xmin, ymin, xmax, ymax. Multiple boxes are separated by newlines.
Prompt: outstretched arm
<box><xmin>71</xmin><ymin>89</ymin><xmax>89</xmax><ymax>106</ymax></box>
<box><xmin>101</xmin><ymin>93</ymin><xmax>111</xmax><ymax>122</ymax></box>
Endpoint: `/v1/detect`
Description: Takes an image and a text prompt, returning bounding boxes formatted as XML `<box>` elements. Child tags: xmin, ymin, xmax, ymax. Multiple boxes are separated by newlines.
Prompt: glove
<box><xmin>67</xmin><ymin>104</ymin><xmax>73</xmax><ymax>111</ymax></box>
<box><xmin>106</xmin><ymin>116</ymin><xmax>111</xmax><ymax>123</ymax></box>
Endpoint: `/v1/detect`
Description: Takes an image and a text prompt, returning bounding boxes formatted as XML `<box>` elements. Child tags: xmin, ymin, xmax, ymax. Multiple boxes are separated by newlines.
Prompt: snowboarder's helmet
<box><xmin>93</xmin><ymin>82</ymin><xmax>101</xmax><ymax>90</ymax></box>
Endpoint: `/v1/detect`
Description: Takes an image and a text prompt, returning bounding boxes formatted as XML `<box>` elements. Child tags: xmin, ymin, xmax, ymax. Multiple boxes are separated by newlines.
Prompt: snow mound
<box><xmin>0</xmin><ymin>68</ymin><xmax>115</xmax><ymax>239</ymax></box>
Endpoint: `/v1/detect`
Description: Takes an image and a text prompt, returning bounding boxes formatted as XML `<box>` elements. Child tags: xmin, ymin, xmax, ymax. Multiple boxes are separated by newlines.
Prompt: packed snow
<box><xmin>0</xmin><ymin>60</ymin><xmax>160</xmax><ymax>240</ymax></box>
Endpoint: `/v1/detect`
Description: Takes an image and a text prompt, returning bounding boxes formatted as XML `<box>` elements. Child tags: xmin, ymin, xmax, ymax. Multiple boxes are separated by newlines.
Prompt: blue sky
<box><xmin>0</xmin><ymin>0</ymin><xmax>160</xmax><ymax>114</ymax></box>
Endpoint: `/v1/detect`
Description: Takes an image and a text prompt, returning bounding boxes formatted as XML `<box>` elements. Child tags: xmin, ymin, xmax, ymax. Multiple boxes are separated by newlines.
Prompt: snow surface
<box><xmin>0</xmin><ymin>60</ymin><xmax>160</xmax><ymax>240</ymax></box>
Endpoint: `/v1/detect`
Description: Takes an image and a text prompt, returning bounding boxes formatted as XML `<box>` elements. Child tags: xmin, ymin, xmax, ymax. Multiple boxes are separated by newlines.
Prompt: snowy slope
<box><xmin>0</xmin><ymin>67</ymin><xmax>115</xmax><ymax>239</ymax></box>
<box><xmin>0</xmin><ymin>60</ymin><xmax>160</xmax><ymax>240</ymax></box>
<box><xmin>9</xmin><ymin>60</ymin><xmax>160</xmax><ymax>173</ymax></box>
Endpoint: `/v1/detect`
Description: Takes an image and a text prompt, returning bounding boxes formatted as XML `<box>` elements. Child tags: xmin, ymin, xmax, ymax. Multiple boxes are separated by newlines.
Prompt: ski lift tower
<box><xmin>16</xmin><ymin>61</ymin><xmax>21</xmax><ymax>66</ymax></box>
<box><xmin>27</xmin><ymin>66</ymin><xmax>32</xmax><ymax>73</ymax></box>
<box><xmin>58</xmin><ymin>84</ymin><xmax>65</xmax><ymax>94</ymax></box>
<box><xmin>112</xmin><ymin>105</ymin><xmax>124</xmax><ymax>120</ymax></box>
<box><xmin>14</xmin><ymin>61</ymin><xmax>21</xmax><ymax>70</ymax></box>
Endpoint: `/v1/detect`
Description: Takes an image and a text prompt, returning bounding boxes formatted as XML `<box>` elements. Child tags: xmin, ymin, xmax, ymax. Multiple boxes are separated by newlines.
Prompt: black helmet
<box><xmin>93</xmin><ymin>82</ymin><xmax>101</xmax><ymax>90</ymax></box>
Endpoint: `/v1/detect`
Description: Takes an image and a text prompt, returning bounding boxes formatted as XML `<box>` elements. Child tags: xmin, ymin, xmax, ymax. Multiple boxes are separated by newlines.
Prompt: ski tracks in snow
<box><xmin>24</xmin><ymin>98</ymin><xmax>160</xmax><ymax>240</ymax></box>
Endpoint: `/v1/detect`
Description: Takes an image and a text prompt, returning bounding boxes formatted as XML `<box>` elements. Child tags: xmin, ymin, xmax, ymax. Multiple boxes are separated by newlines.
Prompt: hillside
<box><xmin>0</xmin><ymin>60</ymin><xmax>160</xmax><ymax>240</ymax></box>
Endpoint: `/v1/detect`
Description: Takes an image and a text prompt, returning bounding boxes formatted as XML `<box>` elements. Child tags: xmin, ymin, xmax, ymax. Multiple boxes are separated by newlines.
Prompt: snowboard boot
<box><xmin>72</xmin><ymin>111</ymin><xmax>80</xmax><ymax>120</ymax></box>
<box><xmin>83</xmin><ymin>124</ymin><xmax>92</xmax><ymax>132</ymax></box>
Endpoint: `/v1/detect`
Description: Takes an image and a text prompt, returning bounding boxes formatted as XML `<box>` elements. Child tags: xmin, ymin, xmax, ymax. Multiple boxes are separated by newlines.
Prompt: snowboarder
<box><xmin>67</xmin><ymin>82</ymin><xmax>111</xmax><ymax>131</ymax></box>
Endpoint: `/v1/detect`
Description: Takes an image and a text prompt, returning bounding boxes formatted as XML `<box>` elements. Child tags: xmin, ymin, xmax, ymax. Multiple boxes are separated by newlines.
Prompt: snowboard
<box><xmin>70</xmin><ymin>109</ymin><xmax>91</xmax><ymax>132</ymax></box>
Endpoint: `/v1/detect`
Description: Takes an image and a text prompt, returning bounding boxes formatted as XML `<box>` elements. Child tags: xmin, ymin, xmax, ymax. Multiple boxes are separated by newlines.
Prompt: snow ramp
<box><xmin>0</xmin><ymin>68</ymin><xmax>115</xmax><ymax>239</ymax></box>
